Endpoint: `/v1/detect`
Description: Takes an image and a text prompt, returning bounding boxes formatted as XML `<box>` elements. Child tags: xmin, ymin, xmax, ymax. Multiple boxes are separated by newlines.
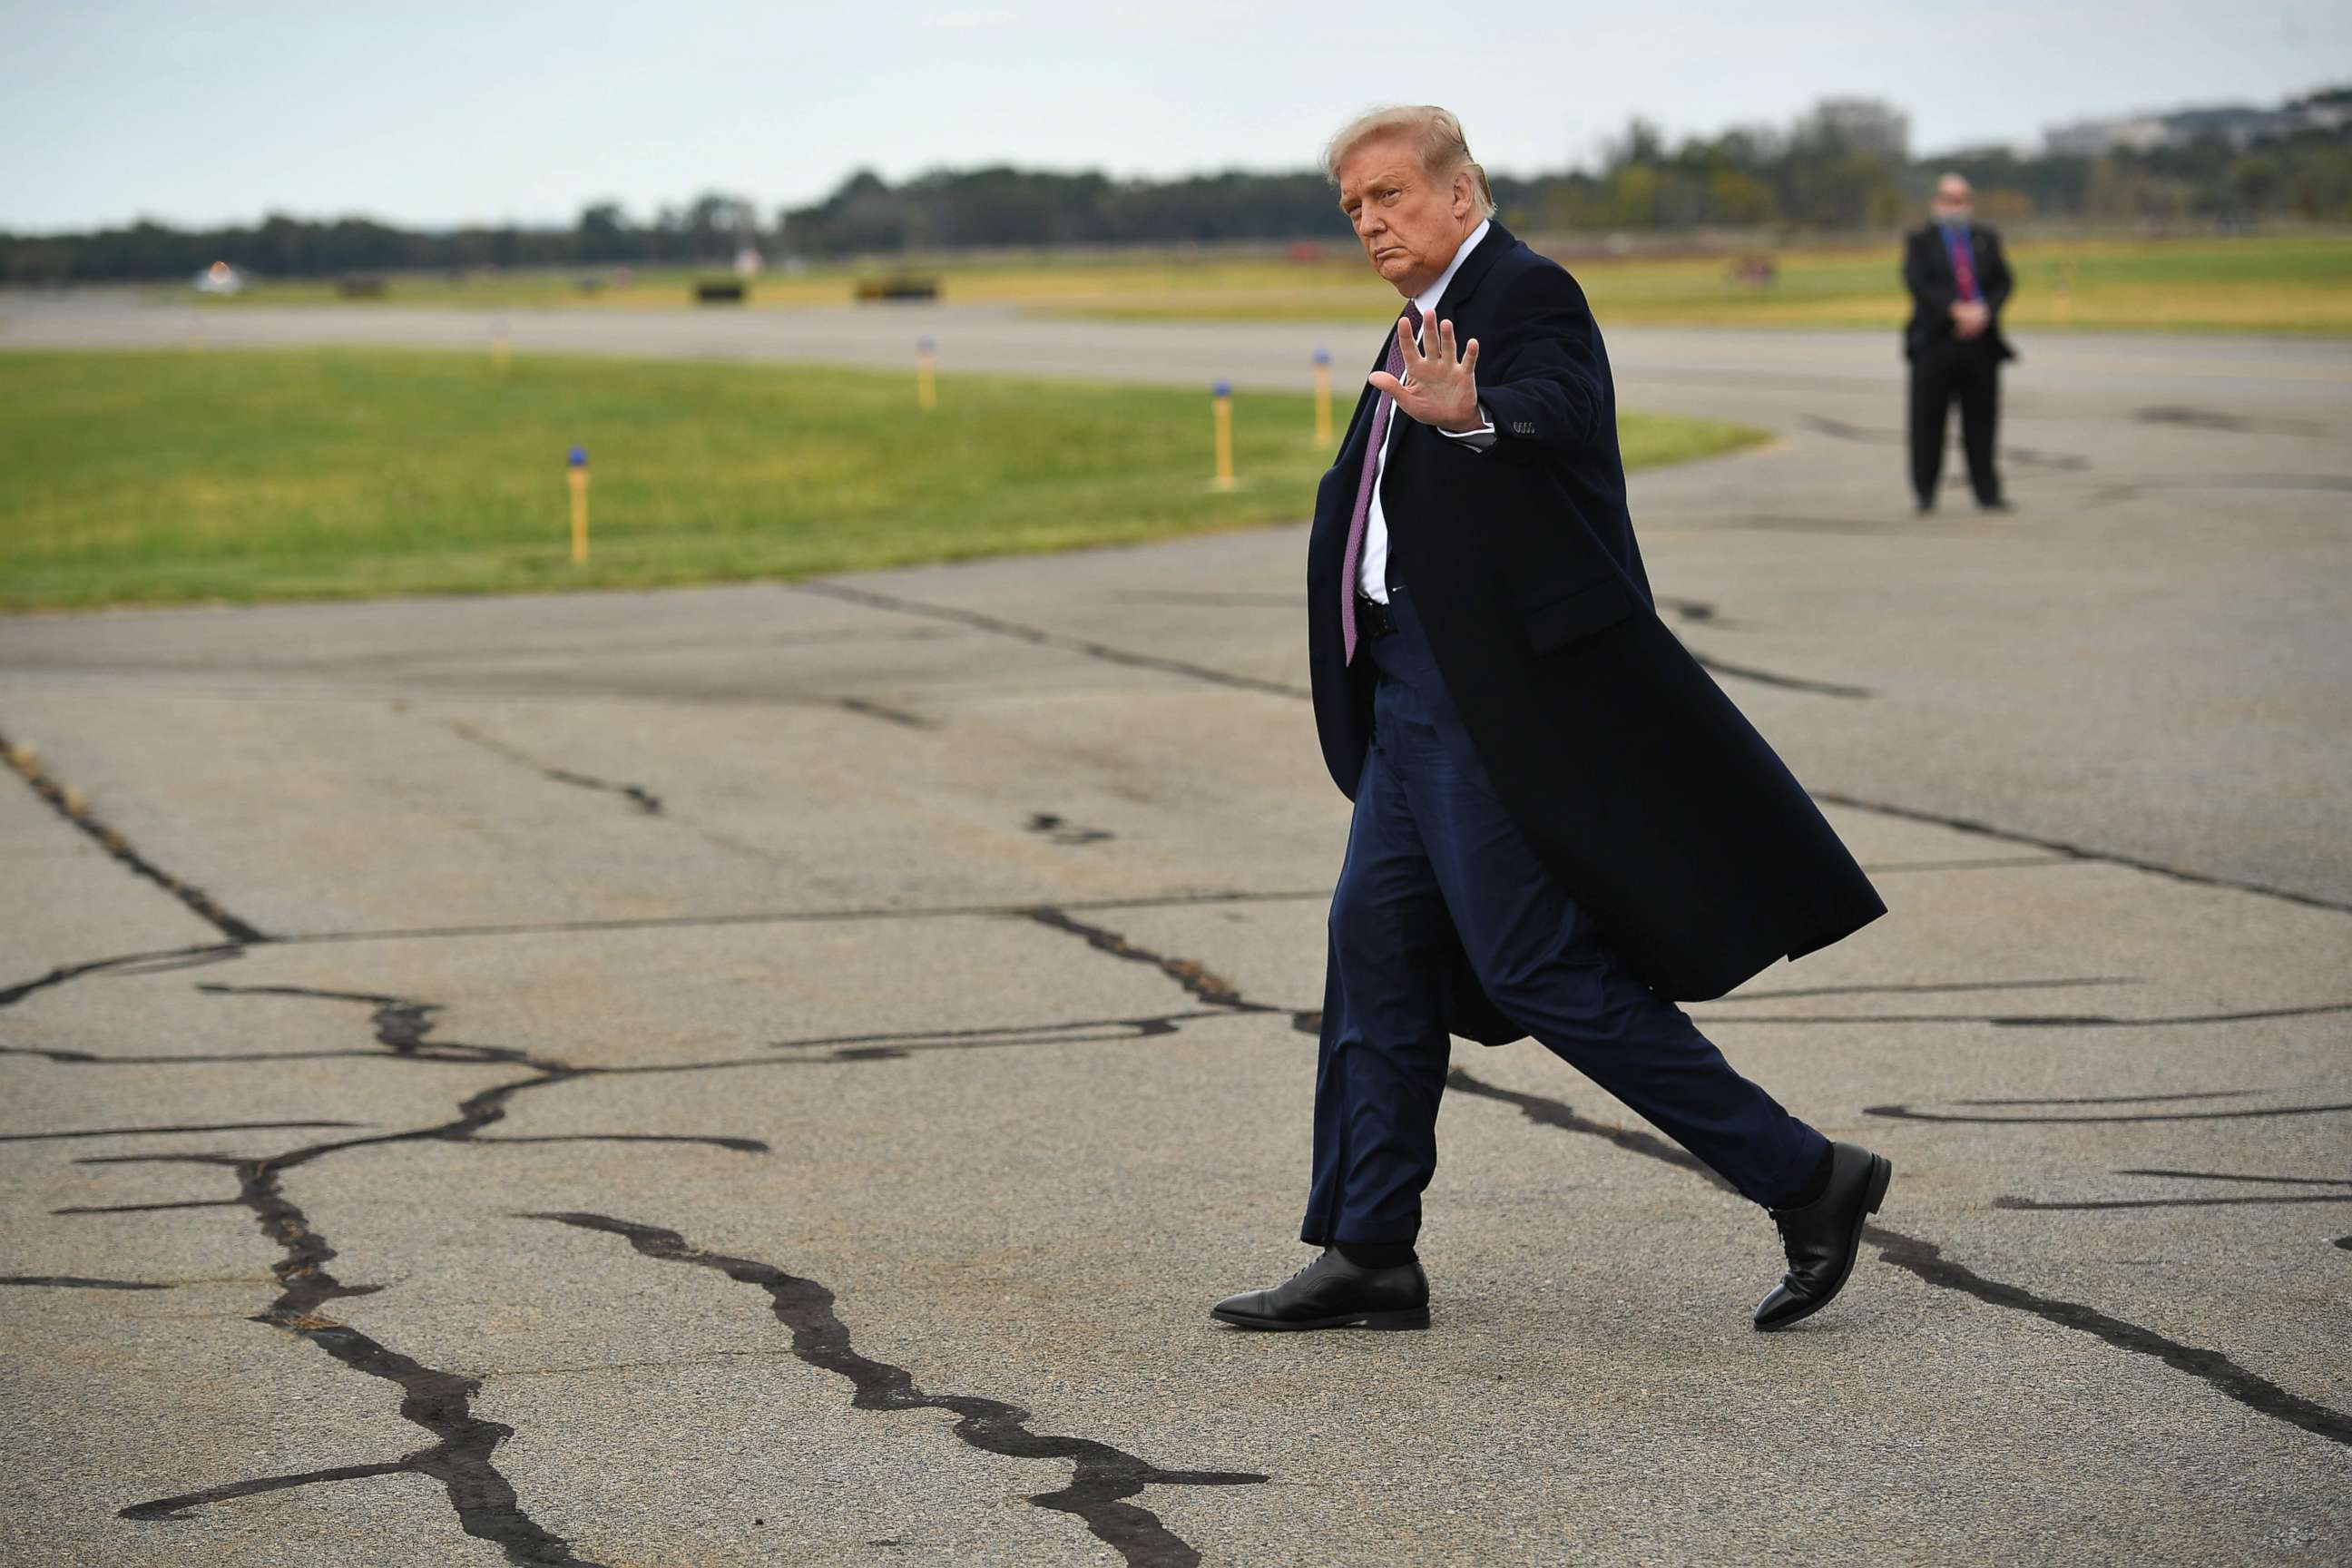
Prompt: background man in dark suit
<box><xmin>1211</xmin><ymin>106</ymin><xmax>1895</xmax><ymax>1338</ymax></box>
<box><xmin>1905</xmin><ymin>172</ymin><xmax>2016</xmax><ymax>512</ymax></box>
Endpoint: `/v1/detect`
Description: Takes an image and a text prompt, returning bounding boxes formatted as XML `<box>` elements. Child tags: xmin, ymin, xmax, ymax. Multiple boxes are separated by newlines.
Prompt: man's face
<box><xmin>1932</xmin><ymin>179</ymin><xmax>1974</xmax><ymax>224</ymax></box>
<box><xmin>1338</xmin><ymin>137</ymin><xmax>1475</xmax><ymax>298</ymax></box>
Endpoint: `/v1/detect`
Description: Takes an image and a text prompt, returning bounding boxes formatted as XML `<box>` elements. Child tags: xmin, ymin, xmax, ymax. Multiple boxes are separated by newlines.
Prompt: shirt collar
<box><xmin>1412</xmin><ymin>217</ymin><xmax>1491</xmax><ymax>316</ymax></box>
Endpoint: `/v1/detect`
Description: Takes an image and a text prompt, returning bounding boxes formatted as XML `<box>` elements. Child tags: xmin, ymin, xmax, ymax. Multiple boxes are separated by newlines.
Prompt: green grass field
<box><xmin>0</xmin><ymin>350</ymin><xmax>1765</xmax><ymax>611</ymax></box>
<box><xmin>179</xmin><ymin>233</ymin><xmax>2352</xmax><ymax>335</ymax></box>
<box><xmin>1041</xmin><ymin>235</ymin><xmax>2352</xmax><ymax>334</ymax></box>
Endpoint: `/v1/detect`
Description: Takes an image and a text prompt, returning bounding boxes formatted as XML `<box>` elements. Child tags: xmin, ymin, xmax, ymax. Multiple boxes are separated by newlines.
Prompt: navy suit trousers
<box><xmin>1302</xmin><ymin>586</ymin><xmax>1828</xmax><ymax>1246</ymax></box>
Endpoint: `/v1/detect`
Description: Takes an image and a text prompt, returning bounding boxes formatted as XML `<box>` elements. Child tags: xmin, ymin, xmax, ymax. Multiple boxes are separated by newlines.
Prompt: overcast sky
<box><xmin>4</xmin><ymin>0</ymin><xmax>2346</xmax><ymax>232</ymax></box>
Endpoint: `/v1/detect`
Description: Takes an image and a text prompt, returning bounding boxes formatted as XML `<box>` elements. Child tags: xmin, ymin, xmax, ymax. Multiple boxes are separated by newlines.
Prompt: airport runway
<box><xmin>3</xmin><ymin>296</ymin><xmax>2348</xmax><ymax>1565</ymax></box>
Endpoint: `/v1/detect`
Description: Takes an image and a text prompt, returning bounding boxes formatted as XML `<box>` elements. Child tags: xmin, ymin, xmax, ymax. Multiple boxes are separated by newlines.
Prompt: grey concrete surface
<box><xmin>2</xmin><ymin>299</ymin><xmax>2349</xmax><ymax>1566</ymax></box>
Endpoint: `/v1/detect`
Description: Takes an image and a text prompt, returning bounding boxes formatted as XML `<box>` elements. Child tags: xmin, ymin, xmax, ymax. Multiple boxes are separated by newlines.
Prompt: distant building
<box><xmin>1798</xmin><ymin>98</ymin><xmax>1911</xmax><ymax>160</ymax></box>
<box><xmin>2044</xmin><ymin>99</ymin><xmax>2350</xmax><ymax>156</ymax></box>
<box><xmin>2043</xmin><ymin>116</ymin><xmax>2169</xmax><ymax>156</ymax></box>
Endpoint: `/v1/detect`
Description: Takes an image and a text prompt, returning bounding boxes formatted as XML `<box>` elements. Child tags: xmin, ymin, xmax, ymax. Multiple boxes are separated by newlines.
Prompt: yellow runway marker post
<box><xmin>567</xmin><ymin>446</ymin><xmax>590</xmax><ymax>564</ymax></box>
<box><xmin>916</xmin><ymin>336</ymin><xmax>937</xmax><ymax>411</ymax></box>
<box><xmin>1211</xmin><ymin>380</ymin><xmax>1236</xmax><ymax>491</ymax></box>
<box><xmin>1312</xmin><ymin>347</ymin><xmax>1333</xmax><ymax>446</ymax></box>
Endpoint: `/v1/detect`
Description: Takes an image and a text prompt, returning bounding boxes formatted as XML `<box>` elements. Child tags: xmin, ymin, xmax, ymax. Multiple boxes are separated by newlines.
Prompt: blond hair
<box><xmin>1322</xmin><ymin>105</ymin><xmax>1496</xmax><ymax>217</ymax></box>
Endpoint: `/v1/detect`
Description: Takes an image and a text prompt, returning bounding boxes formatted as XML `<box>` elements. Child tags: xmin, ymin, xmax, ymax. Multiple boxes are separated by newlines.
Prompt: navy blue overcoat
<box><xmin>1305</xmin><ymin>221</ymin><xmax>1886</xmax><ymax>1022</ymax></box>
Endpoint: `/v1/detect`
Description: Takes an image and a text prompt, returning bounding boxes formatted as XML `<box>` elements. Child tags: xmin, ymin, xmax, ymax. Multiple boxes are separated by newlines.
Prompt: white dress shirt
<box><xmin>1357</xmin><ymin>216</ymin><xmax>1496</xmax><ymax>604</ymax></box>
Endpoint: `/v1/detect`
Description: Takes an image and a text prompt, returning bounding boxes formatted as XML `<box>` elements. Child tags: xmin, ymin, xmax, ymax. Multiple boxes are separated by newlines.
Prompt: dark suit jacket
<box><xmin>1904</xmin><ymin>222</ymin><xmax>2015</xmax><ymax>362</ymax></box>
<box><xmin>1306</xmin><ymin>220</ymin><xmax>1885</xmax><ymax>1011</ymax></box>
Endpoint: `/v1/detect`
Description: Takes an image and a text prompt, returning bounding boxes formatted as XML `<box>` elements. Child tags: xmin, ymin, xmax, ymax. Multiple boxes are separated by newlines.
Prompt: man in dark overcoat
<box><xmin>1904</xmin><ymin>172</ymin><xmax>2016</xmax><ymax>511</ymax></box>
<box><xmin>1212</xmin><ymin>107</ymin><xmax>1893</xmax><ymax>1337</ymax></box>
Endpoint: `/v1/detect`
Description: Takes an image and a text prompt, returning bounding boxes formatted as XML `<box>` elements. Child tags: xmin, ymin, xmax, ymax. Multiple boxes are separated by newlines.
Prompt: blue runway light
<box><xmin>1314</xmin><ymin>348</ymin><xmax>1331</xmax><ymax>366</ymax></box>
<box><xmin>568</xmin><ymin>446</ymin><xmax>588</xmax><ymax>467</ymax></box>
<box><xmin>1213</xmin><ymin>380</ymin><xmax>1232</xmax><ymax>398</ymax></box>
<box><xmin>917</xmin><ymin>336</ymin><xmax>936</xmax><ymax>354</ymax></box>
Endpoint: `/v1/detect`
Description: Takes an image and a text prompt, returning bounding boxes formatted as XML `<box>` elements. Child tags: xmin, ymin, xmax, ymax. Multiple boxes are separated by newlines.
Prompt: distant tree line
<box><xmin>0</xmin><ymin>194</ymin><xmax>768</xmax><ymax>285</ymax></box>
<box><xmin>7</xmin><ymin>91</ymin><xmax>2347</xmax><ymax>284</ymax></box>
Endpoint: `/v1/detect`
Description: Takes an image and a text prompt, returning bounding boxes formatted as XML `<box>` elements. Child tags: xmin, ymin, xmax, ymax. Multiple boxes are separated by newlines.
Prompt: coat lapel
<box><xmin>1435</xmin><ymin>220</ymin><xmax>1514</xmax><ymax>323</ymax></box>
<box><xmin>1923</xmin><ymin>227</ymin><xmax>1953</xmax><ymax>286</ymax></box>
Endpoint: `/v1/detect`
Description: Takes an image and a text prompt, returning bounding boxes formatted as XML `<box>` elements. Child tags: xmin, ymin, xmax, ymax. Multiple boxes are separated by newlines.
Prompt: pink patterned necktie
<box><xmin>1339</xmin><ymin>302</ymin><xmax>1422</xmax><ymax>664</ymax></box>
<box><xmin>1945</xmin><ymin>227</ymin><xmax>1981</xmax><ymax>302</ymax></box>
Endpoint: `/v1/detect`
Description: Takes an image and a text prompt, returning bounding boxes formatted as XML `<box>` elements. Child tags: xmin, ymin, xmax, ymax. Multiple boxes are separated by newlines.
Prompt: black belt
<box><xmin>1355</xmin><ymin>593</ymin><xmax>1399</xmax><ymax>639</ymax></box>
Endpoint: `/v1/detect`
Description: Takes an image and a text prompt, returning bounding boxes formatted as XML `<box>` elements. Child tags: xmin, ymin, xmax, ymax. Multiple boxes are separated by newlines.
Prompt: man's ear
<box><xmin>1453</xmin><ymin>170</ymin><xmax>1475</xmax><ymax>219</ymax></box>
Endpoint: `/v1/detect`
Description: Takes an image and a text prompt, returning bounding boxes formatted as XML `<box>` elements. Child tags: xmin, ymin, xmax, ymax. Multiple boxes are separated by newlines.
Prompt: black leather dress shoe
<box><xmin>1211</xmin><ymin>1250</ymin><xmax>1430</xmax><ymax>1331</ymax></box>
<box><xmin>1754</xmin><ymin>1141</ymin><xmax>1893</xmax><ymax>1332</ymax></box>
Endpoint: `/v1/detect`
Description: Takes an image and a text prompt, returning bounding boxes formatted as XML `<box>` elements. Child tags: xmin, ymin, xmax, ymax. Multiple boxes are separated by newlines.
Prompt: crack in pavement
<box><xmin>1962</xmin><ymin>1091</ymin><xmax>2267</xmax><ymax>1107</ymax></box>
<box><xmin>48</xmin><ymin>974</ymin><xmax>1272</xmax><ymax>1560</ymax></box>
<box><xmin>0</xmin><ymin>730</ymin><xmax>268</xmax><ymax>942</ymax></box>
<box><xmin>1698</xmin><ymin>1002</ymin><xmax>2352</xmax><ymax>1029</ymax></box>
<box><xmin>1865</xmin><ymin>1228</ymin><xmax>2352</xmax><ymax>1446</ymax></box>
<box><xmin>3</xmin><ymin>1043</ymin><xmax>394</xmax><ymax>1066</ymax></box>
<box><xmin>1997</xmin><ymin>1167</ymin><xmax>2352</xmax><ymax>1216</ymax></box>
<box><xmin>833</xmin><ymin>696</ymin><xmax>935</xmax><ymax>729</ymax></box>
<box><xmin>1119</xmin><ymin>588</ymin><xmax>1726</xmax><ymax>628</ymax></box>
<box><xmin>1443</xmin><ymin>1068</ymin><xmax>2352</xmax><ymax>1450</ymax></box>
<box><xmin>1810</xmin><ymin>789</ymin><xmax>2352</xmax><ymax>916</ymax></box>
<box><xmin>1994</xmin><ymin>1193</ymin><xmax>2352</xmax><ymax>1211</ymax></box>
<box><xmin>9</xmin><ymin>626</ymin><xmax>959</xmax><ymax>681</ymax></box>
<box><xmin>1</xmin><ymin>892</ymin><xmax>1341</xmax><ymax>1009</ymax></box>
<box><xmin>93</xmin><ymin>983</ymin><xmax>781</xmax><ymax>1564</ymax></box>
<box><xmin>1796</xmin><ymin>412</ymin><xmax>2092</xmax><ymax>471</ymax></box>
<box><xmin>2087</xmin><ymin>472</ymin><xmax>2352</xmax><ymax>505</ymax></box>
<box><xmin>0</xmin><ymin>945</ymin><xmax>248</xmax><ymax>1011</ymax></box>
<box><xmin>1022</xmin><ymin>908</ymin><xmax>1275</xmax><ymax>1014</ymax></box>
<box><xmin>792</xmin><ymin>579</ymin><xmax>1312</xmax><ymax>699</ymax></box>
<box><xmin>1687</xmin><ymin>653</ymin><xmax>1872</xmax><ymax>699</ymax></box>
<box><xmin>115</xmin><ymin>1130</ymin><xmax>606</xmax><ymax>1565</ymax></box>
<box><xmin>768</xmin><ymin>1011</ymin><xmax>1231</xmax><ymax>1063</ymax></box>
<box><xmin>1</xmin><ymin>1274</ymin><xmax>174</xmax><ymax>1290</ymax></box>
<box><xmin>800</xmin><ymin>575</ymin><xmax>1874</xmax><ymax>705</ymax></box>
<box><xmin>6</xmin><ymin>996</ymin><xmax>1229</xmax><ymax>1082</ymax></box>
<box><xmin>1858</xmin><ymin>854</ymin><xmax>2074</xmax><ymax>874</ymax></box>
<box><xmin>442</xmin><ymin>719</ymin><xmax>663</xmax><ymax>815</ymax></box>
<box><xmin>0</xmin><ymin>855</ymin><xmax>2073</xmax><ymax>1017</ymax></box>
<box><xmin>1666</xmin><ymin>512</ymin><xmax>1987</xmax><ymax>537</ymax></box>
<box><xmin>529</xmin><ymin>1212</ymin><xmax>1267</xmax><ymax>1568</ymax></box>
<box><xmin>2116</xmin><ymin>1169</ymin><xmax>2352</xmax><ymax>1186</ymax></box>
<box><xmin>0</xmin><ymin>851</ymin><xmax>2068</xmax><ymax>1022</ymax></box>
<box><xmin>1866</xmin><ymin>1100</ymin><xmax>2352</xmax><ymax>1124</ymax></box>
<box><xmin>1111</xmin><ymin>590</ymin><xmax>1299</xmax><ymax>608</ymax></box>
<box><xmin>1028</xmin><ymin>811</ymin><xmax>1115</xmax><ymax>847</ymax></box>
<box><xmin>0</xmin><ymin>1120</ymin><xmax>364</xmax><ymax>1142</ymax></box>
<box><xmin>1716</xmin><ymin>976</ymin><xmax>2137</xmax><ymax>1003</ymax></box>
<box><xmin>2132</xmin><ymin>406</ymin><xmax>2324</xmax><ymax>438</ymax></box>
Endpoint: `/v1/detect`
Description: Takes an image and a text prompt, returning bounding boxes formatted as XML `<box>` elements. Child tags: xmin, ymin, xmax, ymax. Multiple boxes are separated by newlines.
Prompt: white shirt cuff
<box><xmin>1438</xmin><ymin>407</ymin><xmax>1497</xmax><ymax>450</ymax></box>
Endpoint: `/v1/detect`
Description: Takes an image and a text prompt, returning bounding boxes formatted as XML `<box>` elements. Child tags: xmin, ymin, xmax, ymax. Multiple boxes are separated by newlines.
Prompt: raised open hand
<box><xmin>1368</xmin><ymin>315</ymin><xmax>1484</xmax><ymax>433</ymax></box>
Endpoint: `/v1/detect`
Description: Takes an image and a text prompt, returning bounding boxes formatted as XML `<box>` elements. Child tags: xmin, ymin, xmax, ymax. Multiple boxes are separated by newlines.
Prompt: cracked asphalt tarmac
<box><xmin>3</xmin><ymin>300</ymin><xmax>2348</xmax><ymax>1565</ymax></box>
